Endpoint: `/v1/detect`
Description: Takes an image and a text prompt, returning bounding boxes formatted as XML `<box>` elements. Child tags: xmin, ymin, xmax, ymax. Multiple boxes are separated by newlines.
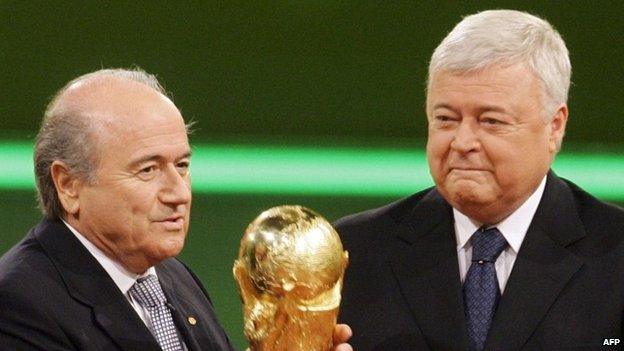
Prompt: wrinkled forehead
<box><xmin>426</xmin><ymin>63</ymin><xmax>541</xmax><ymax>104</ymax></box>
<box><xmin>63</xmin><ymin>78</ymin><xmax>188</xmax><ymax>158</ymax></box>
<box><xmin>429</xmin><ymin>61</ymin><xmax>532</xmax><ymax>87</ymax></box>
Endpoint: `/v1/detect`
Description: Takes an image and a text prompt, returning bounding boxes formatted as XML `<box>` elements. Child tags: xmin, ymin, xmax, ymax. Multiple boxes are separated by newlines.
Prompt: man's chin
<box><xmin>152</xmin><ymin>237</ymin><xmax>186</xmax><ymax>261</ymax></box>
<box><xmin>444</xmin><ymin>182</ymin><xmax>497</xmax><ymax>208</ymax></box>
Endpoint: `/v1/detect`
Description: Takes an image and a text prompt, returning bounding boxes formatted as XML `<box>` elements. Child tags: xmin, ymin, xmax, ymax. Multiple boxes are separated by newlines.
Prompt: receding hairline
<box><xmin>49</xmin><ymin>73</ymin><xmax>173</xmax><ymax>116</ymax></box>
<box><xmin>34</xmin><ymin>68</ymin><xmax>192</xmax><ymax>219</ymax></box>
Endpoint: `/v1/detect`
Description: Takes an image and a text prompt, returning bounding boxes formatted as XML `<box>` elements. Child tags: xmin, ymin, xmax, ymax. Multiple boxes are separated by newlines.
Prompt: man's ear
<box><xmin>50</xmin><ymin>161</ymin><xmax>83</xmax><ymax>215</ymax></box>
<box><xmin>548</xmin><ymin>103</ymin><xmax>569</xmax><ymax>153</ymax></box>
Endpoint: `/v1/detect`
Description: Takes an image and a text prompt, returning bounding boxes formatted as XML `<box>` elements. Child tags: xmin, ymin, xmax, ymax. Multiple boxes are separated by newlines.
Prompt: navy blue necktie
<box><xmin>463</xmin><ymin>227</ymin><xmax>508</xmax><ymax>351</ymax></box>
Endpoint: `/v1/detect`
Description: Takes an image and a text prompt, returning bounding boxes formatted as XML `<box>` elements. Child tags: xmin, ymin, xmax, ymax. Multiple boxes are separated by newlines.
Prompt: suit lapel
<box><xmin>91</xmin><ymin>299</ymin><xmax>160</xmax><ymax>351</ymax></box>
<box><xmin>486</xmin><ymin>173</ymin><xmax>585</xmax><ymax>349</ymax></box>
<box><xmin>158</xmin><ymin>266</ymin><xmax>211</xmax><ymax>351</ymax></box>
<box><xmin>389</xmin><ymin>190</ymin><xmax>470</xmax><ymax>350</ymax></box>
<box><xmin>35</xmin><ymin>219</ymin><xmax>161</xmax><ymax>350</ymax></box>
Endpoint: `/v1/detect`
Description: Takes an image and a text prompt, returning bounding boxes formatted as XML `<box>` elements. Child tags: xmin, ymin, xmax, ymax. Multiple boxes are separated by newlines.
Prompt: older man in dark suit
<box><xmin>336</xmin><ymin>10</ymin><xmax>624</xmax><ymax>351</ymax></box>
<box><xmin>0</xmin><ymin>69</ymin><xmax>352</xmax><ymax>351</ymax></box>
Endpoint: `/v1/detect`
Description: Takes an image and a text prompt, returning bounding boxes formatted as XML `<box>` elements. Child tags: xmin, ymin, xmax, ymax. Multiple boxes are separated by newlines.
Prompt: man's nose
<box><xmin>159</xmin><ymin>165</ymin><xmax>192</xmax><ymax>204</ymax></box>
<box><xmin>450</xmin><ymin>119</ymin><xmax>480</xmax><ymax>153</ymax></box>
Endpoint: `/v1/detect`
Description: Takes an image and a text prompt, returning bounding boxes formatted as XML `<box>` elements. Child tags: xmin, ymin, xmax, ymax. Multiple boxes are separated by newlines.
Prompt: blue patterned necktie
<box><xmin>463</xmin><ymin>227</ymin><xmax>508</xmax><ymax>351</ymax></box>
<box><xmin>129</xmin><ymin>275</ymin><xmax>184</xmax><ymax>351</ymax></box>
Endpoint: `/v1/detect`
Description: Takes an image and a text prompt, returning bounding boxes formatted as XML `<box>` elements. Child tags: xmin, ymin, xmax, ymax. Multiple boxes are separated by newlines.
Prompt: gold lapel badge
<box><xmin>187</xmin><ymin>316</ymin><xmax>197</xmax><ymax>326</ymax></box>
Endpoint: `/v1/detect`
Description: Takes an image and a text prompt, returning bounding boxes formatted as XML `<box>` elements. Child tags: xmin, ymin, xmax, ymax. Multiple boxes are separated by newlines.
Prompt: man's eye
<box><xmin>481</xmin><ymin>118</ymin><xmax>503</xmax><ymax>125</ymax></box>
<box><xmin>140</xmin><ymin>166</ymin><xmax>157</xmax><ymax>174</ymax></box>
<box><xmin>436</xmin><ymin>115</ymin><xmax>455</xmax><ymax>122</ymax></box>
<box><xmin>176</xmin><ymin>162</ymin><xmax>190</xmax><ymax>174</ymax></box>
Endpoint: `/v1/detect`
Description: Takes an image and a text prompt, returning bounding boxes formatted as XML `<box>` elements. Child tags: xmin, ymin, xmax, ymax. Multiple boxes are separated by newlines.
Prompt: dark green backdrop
<box><xmin>1</xmin><ymin>1</ymin><xmax>622</xmax><ymax>349</ymax></box>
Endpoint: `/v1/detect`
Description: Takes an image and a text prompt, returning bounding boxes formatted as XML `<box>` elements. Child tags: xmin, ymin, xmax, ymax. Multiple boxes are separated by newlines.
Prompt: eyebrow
<box><xmin>432</xmin><ymin>103</ymin><xmax>507</xmax><ymax>114</ymax></box>
<box><xmin>128</xmin><ymin>150</ymin><xmax>192</xmax><ymax>169</ymax></box>
<box><xmin>476</xmin><ymin>104</ymin><xmax>507</xmax><ymax>114</ymax></box>
<box><xmin>431</xmin><ymin>103</ymin><xmax>457</xmax><ymax>113</ymax></box>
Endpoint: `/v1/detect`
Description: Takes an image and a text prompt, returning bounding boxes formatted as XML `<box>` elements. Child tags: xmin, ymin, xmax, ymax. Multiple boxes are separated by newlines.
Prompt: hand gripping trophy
<box><xmin>233</xmin><ymin>205</ymin><xmax>349</xmax><ymax>351</ymax></box>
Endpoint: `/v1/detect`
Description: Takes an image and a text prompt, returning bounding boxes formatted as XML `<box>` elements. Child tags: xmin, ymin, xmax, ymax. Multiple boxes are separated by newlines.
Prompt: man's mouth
<box><xmin>155</xmin><ymin>215</ymin><xmax>185</xmax><ymax>230</ymax></box>
<box><xmin>450</xmin><ymin>167</ymin><xmax>487</xmax><ymax>172</ymax></box>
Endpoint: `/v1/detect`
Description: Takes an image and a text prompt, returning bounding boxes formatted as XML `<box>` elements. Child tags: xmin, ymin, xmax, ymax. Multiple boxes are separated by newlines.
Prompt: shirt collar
<box><xmin>62</xmin><ymin>220</ymin><xmax>156</xmax><ymax>295</ymax></box>
<box><xmin>454</xmin><ymin>175</ymin><xmax>547</xmax><ymax>254</ymax></box>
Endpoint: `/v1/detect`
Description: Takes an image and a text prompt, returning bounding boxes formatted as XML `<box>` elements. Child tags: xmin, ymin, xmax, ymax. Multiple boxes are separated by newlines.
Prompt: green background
<box><xmin>1</xmin><ymin>1</ymin><xmax>622</xmax><ymax>349</ymax></box>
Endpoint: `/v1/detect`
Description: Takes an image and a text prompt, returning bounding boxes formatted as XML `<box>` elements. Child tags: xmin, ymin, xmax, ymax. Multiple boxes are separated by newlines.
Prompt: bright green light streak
<box><xmin>0</xmin><ymin>142</ymin><xmax>622</xmax><ymax>200</ymax></box>
<box><xmin>0</xmin><ymin>142</ymin><xmax>35</xmax><ymax>189</ymax></box>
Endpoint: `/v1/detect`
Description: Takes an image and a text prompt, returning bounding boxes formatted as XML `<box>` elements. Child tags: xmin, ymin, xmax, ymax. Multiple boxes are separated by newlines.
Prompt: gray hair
<box><xmin>428</xmin><ymin>10</ymin><xmax>571</xmax><ymax>117</ymax></box>
<box><xmin>34</xmin><ymin>68</ymin><xmax>169</xmax><ymax>219</ymax></box>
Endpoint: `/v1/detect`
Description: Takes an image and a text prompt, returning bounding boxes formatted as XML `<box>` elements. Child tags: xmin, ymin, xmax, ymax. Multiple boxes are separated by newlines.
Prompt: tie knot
<box><xmin>129</xmin><ymin>274</ymin><xmax>167</xmax><ymax>308</ymax></box>
<box><xmin>471</xmin><ymin>227</ymin><xmax>507</xmax><ymax>262</ymax></box>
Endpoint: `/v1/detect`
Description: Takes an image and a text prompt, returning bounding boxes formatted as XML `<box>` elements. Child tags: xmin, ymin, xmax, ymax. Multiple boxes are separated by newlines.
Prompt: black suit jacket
<box><xmin>0</xmin><ymin>219</ymin><xmax>236</xmax><ymax>351</ymax></box>
<box><xmin>335</xmin><ymin>173</ymin><xmax>624</xmax><ymax>350</ymax></box>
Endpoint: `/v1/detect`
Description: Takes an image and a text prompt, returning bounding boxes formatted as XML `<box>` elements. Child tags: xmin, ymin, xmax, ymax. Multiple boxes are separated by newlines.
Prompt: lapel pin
<box><xmin>187</xmin><ymin>316</ymin><xmax>197</xmax><ymax>326</ymax></box>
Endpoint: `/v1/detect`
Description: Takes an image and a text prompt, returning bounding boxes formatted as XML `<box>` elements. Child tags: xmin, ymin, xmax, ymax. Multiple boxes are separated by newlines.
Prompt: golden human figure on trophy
<box><xmin>233</xmin><ymin>205</ymin><xmax>349</xmax><ymax>351</ymax></box>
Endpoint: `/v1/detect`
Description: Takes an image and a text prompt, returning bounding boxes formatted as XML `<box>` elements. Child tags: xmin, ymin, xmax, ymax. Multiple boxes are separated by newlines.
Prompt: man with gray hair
<box><xmin>0</xmin><ymin>68</ymin><xmax>353</xmax><ymax>350</ymax></box>
<box><xmin>335</xmin><ymin>9</ymin><xmax>624</xmax><ymax>350</ymax></box>
<box><xmin>0</xmin><ymin>68</ymin><xmax>237</xmax><ymax>351</ymax></box>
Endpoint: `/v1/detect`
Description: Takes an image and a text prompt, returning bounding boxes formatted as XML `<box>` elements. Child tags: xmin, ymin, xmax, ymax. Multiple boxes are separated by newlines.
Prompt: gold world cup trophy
<box><xmin>233</xmin><ymin>205</ymin><xmax>349</xmax><ymax>351</ymax></box>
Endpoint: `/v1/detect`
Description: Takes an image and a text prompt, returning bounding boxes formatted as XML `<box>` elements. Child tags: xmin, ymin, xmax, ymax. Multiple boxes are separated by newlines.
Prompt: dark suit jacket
<box><xmin>0</xmin><ymin>219</ymin><xmax>236</xmax><ymax>351</ymax></box>
<box><xmin>335</xmin><ymin>173</ymin><xmax>624</xmax><ymax>350</ymax></box>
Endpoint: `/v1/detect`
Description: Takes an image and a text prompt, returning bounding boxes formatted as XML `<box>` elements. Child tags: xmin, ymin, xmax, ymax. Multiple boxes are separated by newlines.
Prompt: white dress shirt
<box><xmin>454</xmin><ymin>176</ymin><xmax>546</xmax><ymax>293</ymax></box>
<box><xmin>63</xmin><ymin>221</ymin><xmax>157</xmax><ymax>330</ymax></box>
<box><xmin>65</xmin><ymin>222</ymin><xmax>189</xmax><ymax>350</ymax></box>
